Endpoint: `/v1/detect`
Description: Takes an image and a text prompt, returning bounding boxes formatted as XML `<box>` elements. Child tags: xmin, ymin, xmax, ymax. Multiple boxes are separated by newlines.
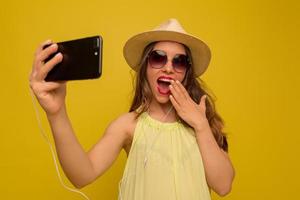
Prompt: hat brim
<box><xmin>123</xmin><ymin>30</ymin><xmax>211</xmax><ymax>77</ymax></box>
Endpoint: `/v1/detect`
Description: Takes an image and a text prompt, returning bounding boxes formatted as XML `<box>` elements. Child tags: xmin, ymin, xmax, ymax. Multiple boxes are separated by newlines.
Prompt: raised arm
<box><xmin>47</xmin><ymin>110</ymin><xmax>131</xmax><ymax>188</ymax></box>
<box><xmin>29</xmin><ymin>40</ymin><xmax>132</xmax><ymax>188</ymax></box>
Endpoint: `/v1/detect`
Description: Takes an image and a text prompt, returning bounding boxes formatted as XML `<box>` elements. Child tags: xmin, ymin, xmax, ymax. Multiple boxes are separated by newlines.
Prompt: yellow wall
<box><xmin>1</xmin><ymin>0</ymin><xmax>299</xmax><ymax>199</ymax></box>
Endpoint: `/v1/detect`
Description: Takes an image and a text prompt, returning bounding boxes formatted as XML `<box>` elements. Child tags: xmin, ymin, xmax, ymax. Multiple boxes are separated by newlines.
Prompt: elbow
<box><xmin>69</xmin><ymin>170</ymin><xmax>98</xmax><ymax>189</ymax></box>
<box><xmin>214</xmin><ymin>166</ymin><xmax>235</xmax><ymax>196</ymax></box>
<box><xmin>213</xmin><ymin>176</ymin><xmax>234</xmax><ymax>197</ymax></box>
<box><xmin>70</xmin><ymin>176</ymin><xmax>95</xmax><ymax>189</ymax></box>
<box><xmin>73</xmin><ymin>182</ymin><xmax>87</xmax><ymax>189</ymax></box>
<box><xmin>215</xmin><ymin>184</ymin><xmax>232</xmax><ymax>197</ymax></box>
<box><xmin>210</xmin><ymin>176</ymin><xmax>234</xmax><ymax>197</ymax></box>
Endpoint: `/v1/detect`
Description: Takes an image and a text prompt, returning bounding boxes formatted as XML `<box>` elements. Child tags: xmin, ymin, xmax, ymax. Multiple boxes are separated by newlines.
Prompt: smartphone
<box><xmin>44</xmin><ymin>36</ymin><xmax>102</xmax><ymax>81</ymax></box>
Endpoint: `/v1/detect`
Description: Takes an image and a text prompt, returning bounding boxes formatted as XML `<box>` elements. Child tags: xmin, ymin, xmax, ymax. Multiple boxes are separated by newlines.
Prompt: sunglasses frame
<box><xmin>147</xmin><ymin>50</ymin><xmax>191</xmax><ymax>73</ymax></box>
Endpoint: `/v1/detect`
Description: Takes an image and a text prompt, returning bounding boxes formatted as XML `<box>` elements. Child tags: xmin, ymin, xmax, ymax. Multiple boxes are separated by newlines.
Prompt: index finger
<box><xmin>35</xmin><ymin>39</ymin><xmax>53</xmax><ymax>56</ymax></box>
<box><xmin>175</xmin><ymin>80</ymin><xmax>190</xmax><ymax>99</ymax></box>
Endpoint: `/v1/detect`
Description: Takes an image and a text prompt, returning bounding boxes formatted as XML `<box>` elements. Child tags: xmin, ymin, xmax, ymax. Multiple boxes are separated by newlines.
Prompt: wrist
<box><xmin>193</xmin><ymin>119</ymin><xmax>211</xmax><ymax>134</ymax></box>
<box><xmin>46</xmin><ymin>105</ymin><xmax>67</xmax><ymax>121</ymax></box>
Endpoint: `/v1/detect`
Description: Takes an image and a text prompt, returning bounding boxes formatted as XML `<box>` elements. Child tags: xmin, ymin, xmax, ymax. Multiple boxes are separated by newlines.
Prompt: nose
<box><xmin>163</xmin><ymin>59</ymin><xmax>174</xmax><ymax>73</ymax></box>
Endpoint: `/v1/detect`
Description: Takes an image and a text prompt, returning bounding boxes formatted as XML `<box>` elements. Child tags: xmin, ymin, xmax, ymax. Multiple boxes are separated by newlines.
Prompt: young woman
<box><xmin>30</xmin><ymin>19</ymin><xmax>234</xmax><ymax>200</ymax></box>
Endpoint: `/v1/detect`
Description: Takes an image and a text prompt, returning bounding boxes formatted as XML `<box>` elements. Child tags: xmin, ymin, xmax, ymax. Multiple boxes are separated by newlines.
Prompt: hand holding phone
<box><xmin>29</xmin><ymin>39</ymin><xmax>65</xmax><ymax>116</ymax></box>
<box><xmin>43</xmin><ymin>36</ymin><xmax>103</xmax><ymax>81</ymax></box>
<box><xmin>30</xmin><ymin>36</ymin><xmax>102</xmax><ymax>116</ymax></box>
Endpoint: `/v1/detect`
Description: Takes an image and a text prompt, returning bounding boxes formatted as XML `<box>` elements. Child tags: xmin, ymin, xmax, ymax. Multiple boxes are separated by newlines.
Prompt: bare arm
<box><xmin>168</xmin><ymin>80</ymin><xmax>234</xmax><ymax>196</ymax></box>
<box><xmin>30</xmin><ymin>40</ymin><xmax>132</xmax><ymax>188</ymax></box>
<box><xmin>48</xmin><ymin>109</ymin><xmax>131</xmax><ymax>188</ymax></box>
<box><xmin>47</xmin><ymin>106</ymin><xmax>95</xmax><ymax>188</ymax></box>
<box><xmin>194</xmin><ymin>125</ymin><xmax>235</xmax><ymax>196</ymax></box>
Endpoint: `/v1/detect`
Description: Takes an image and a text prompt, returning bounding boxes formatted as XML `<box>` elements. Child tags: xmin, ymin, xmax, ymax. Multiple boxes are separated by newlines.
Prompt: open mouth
<box><xmin>157</xmin><ymin>76</ymin><xmax>172</xmax><ymax>95</ymax></box>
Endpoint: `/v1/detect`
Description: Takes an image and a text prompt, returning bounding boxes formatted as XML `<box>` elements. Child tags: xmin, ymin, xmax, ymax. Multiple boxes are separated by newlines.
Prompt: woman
<box><xmin>30</xmin><ymin>18</ymin><xmax>234</xmax><ymax>200</ymax></box>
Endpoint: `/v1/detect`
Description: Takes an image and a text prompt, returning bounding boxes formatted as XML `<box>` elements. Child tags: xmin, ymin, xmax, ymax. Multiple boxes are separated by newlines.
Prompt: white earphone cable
<box><xmin>118</xmin><ymin>105</ymin><xmax>173</xmax><ymax>200</ymax></box>
<box><xmin>29</xmin><ymin>88</ymin><xmax>90</xmax><ymax>200</ymax></box>
<box><xmin>143</xmin><ymin>106</ymin><xmax>173</xmax><ymax>167</ymax></box>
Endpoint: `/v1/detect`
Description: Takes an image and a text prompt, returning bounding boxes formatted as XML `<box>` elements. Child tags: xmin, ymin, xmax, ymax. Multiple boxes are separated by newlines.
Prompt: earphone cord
<box><xmin>143</xmin><ymin>105</ymin><xmax>173</xmax><ymax>167</ymax></box>
<box><xmin>29</xmin><ymin>88</ymin><xmax>90</xmax><ymax>200</ymax></box>
<box><xmin>118</xmin><ymin>105</ymin><xmax>174</xmax><ymax>200</ymax></box>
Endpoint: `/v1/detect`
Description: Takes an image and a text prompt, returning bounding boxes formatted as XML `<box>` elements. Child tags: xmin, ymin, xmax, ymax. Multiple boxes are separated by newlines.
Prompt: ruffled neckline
<box><xmin>140</xmin><ymin>112</ymin><xmax>181</xmax><ymax>130</ymax></box>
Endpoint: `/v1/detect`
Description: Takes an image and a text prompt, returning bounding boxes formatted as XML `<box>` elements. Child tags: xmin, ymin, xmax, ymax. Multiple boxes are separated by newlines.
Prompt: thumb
<box><xmin>199</xmin><ymin>95</ymin><xmax>207</xmax><ymax>111</ymax></box>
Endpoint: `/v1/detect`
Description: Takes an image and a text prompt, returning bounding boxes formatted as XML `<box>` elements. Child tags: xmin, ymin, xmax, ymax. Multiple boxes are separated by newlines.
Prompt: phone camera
<box><xmin>93</xmin><ymin>38</ymin><xmax>99</xmax><ymax>49</ymax></box>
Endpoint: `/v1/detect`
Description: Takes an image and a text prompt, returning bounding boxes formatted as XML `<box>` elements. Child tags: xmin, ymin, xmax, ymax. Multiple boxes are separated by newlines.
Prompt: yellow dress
<box><xmin>118</xmin><ymin>112</ymin><xmax>211</xmax><ymax>200</ymax></box>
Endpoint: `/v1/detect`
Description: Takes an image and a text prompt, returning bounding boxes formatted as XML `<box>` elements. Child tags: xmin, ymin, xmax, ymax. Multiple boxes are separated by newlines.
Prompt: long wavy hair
<box><xmin>129</xmin><ymin>42</ymin><xmax>228</xmax><ymax>152</ymax></box>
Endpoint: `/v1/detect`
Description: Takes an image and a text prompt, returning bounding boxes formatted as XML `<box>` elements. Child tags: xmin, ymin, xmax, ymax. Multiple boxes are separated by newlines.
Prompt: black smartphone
<box><xmin>44</xmin><ymin>36</ymin><xmax>102</xmax><ymax>81</ymax></box>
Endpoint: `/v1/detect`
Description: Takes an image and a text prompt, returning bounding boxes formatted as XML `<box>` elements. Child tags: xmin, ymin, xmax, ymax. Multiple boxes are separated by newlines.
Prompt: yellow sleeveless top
<box><xmin>118</xmin><ymin>112</ymin><xmax>211</xmax><ymax>200</ymax></box>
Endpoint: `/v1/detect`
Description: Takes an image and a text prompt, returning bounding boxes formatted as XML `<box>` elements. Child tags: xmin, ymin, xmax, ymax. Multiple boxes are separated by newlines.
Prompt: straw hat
<box><xmin>123</xmin><ymin>18</ymin><xmax>211</xmax><ymax>77</ymax></box>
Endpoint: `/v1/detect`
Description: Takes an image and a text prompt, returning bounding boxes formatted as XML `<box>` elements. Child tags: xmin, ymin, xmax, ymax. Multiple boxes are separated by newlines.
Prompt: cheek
<box><xmin>176</xmin><ymin>71</ymin><xmax>186</xmax><ymax>82</ymax></box>
<box><xmin>146</xmin><ymin>66</ymin><xmax>156</xmax><ymax>86</ymax></box>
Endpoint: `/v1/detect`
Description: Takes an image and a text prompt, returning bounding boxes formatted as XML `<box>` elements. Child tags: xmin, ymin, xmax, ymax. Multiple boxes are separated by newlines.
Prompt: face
<box><xmin>146</xmin><ymin>41</ymin><xmax>188</xmax><ymax>104</ymax></box>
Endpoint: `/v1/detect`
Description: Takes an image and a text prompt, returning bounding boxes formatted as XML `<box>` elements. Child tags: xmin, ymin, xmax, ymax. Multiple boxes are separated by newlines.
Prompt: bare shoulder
<box><xmin>105</xmin><ymin>112</ymin><xmax>137</xmax><ymax>154</ymax></box>
<box><xmin>106</xmin><ymin>111</ymin><xmax>138</xmax><ymax>140</ymax></box>
<box><xmin>87</xmin><ymin>112</ymin><xmax>139</xmax><ymax>177</ymax></box>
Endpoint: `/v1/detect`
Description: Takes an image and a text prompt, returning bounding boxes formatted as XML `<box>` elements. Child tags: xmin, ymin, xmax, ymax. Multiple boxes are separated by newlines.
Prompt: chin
<box><xmin>154</xmin><ymin>94</ymin><xmax>170</xmax><ymax>104</ymax></box>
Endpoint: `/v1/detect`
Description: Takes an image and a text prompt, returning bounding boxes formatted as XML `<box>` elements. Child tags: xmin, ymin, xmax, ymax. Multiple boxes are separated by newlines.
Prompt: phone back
<box><xmin>45</xmin><ymin>36</ymin><xmax>102</xmax><ymax>81</ymax></box>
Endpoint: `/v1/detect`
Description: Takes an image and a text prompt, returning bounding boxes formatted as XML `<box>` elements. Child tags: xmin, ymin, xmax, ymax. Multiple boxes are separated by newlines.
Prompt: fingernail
<box><xmin>55</xmin><ymin>52</ymin><xmax>62</xmax><ymax>58</ymax></box>
<box><xmin>46</xmin><ymin>39</ymin><xmax>52</xmax><ymax>44</ymax></box>
<box><xmin>176</xmin><ymin>80</ymin><xmax>180</xmax><ymax>84</ymax></box>
<box><xmin>51</xmin><ymin>43</ymin><xmax>58</xmax><ymax>48</ymax></box>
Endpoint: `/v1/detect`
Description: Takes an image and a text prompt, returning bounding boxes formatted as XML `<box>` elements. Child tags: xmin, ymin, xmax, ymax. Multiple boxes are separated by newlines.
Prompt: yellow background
<box><xmin>1</xmin><ymin>0</ymin><xmax>299</xmax><ymax>199</ymax></box>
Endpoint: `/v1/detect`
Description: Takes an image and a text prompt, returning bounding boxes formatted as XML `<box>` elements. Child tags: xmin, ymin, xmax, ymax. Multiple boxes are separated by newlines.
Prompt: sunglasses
<box><xmin>148</xmin><ymin>50</ymin><xmax>191</xmax><ymax>73</ymax></box>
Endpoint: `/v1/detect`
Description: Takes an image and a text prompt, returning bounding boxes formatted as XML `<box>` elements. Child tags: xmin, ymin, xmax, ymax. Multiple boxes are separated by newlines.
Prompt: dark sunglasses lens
<box><xmin>173</xmin><ymin>55</ymin><xmax>189</xmax><ymax>72</ymax></box>
<box><xmin>148</xmin><ymin>50</ymin><xmax>167</xmax><ymax>68</ymax></box>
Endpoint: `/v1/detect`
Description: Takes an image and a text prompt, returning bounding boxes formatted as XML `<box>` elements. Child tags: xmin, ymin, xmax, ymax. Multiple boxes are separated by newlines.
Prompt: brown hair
<box><xmin>129</xmin><ymin>42</ymin><xmax>228</xmax><ymax>152</ymax></box>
